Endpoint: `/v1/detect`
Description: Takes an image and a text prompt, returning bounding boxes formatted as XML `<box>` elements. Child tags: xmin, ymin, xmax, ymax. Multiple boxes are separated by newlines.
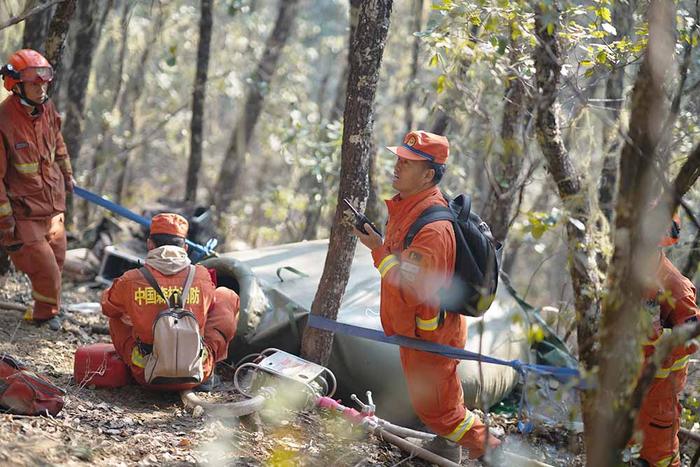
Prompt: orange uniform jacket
<box><xmin>0</xmin><ymin>94</ymin><xmax>72</xmax><ymax>229</ymax></box>
<box><xmin>371</xmin><ymin>186</ymin><xmax>495</xmax><ymax>459</ymax></box>
<box><xmin>102</xmin><ymin>264</ymin><xmax>216</xmax><ymax>347</ymax></box>
<box><xmin>636</xmin><ymin>253</ymin><xmax>700</xmax><ymax>467</ymax></box>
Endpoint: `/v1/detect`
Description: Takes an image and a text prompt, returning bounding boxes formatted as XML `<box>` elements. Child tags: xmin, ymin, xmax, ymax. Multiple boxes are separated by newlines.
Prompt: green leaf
<box><xmin>429</xmin><ymin>54</ymin><xmax>440</xmax><ymax>67</ymax></box>
<box><xmin>595</xmin><ymin>49</ymin><xmax>608</xmax><ymax>64</ymax></box>
<box><xmin>436</xmin><ymin>75</ymin><xmax>446</xmax><ymax>94</ymax></box>
<box><xmin>546</xmin><ymin>22</ymin><xmax>554</xmax><ymax>35</ymax></box>
<box><xmin>596</xmin><ymin>6</ymin><xmax>612</xmax><ymax>22</ymax></box>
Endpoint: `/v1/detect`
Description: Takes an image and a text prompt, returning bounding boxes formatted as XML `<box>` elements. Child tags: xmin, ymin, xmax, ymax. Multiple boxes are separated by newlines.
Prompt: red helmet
<box><xmin>1</xmin><ymin>49</ymin><xmax>53</xmax><ymax>92</ymax></box>
<box><xmin>659</xmin><ymin>211</ymin><xmax>681</xmax><ymax>247</ymax></box>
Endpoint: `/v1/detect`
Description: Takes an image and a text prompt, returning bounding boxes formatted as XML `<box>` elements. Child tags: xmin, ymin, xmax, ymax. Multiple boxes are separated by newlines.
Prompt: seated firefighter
<box><xmin>101</xmin><ymin>213</ymin><xmax>239</xmax><ymax>390</ymax></box>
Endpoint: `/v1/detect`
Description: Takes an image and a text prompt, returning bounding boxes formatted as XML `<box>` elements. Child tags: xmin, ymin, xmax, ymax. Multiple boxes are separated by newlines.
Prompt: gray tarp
<box><xmin>210</xmin><ymin>240</ymin><xmax>533</xmax><ymax>425</ymax></box>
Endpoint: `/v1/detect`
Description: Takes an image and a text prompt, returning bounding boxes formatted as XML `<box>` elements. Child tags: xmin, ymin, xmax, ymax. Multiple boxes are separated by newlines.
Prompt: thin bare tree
<box><xmin>301</xmin><ymin>0</ymin><xmax>394</xmax><ymax>365</ymax></box>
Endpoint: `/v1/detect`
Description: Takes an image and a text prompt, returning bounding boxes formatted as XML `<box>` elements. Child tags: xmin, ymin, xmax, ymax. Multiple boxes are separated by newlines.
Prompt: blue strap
<box><xmin>307</xmin><ymin>314</ymin><xmax>586</xmax><ymax>389</ymax></box>
<box><xmin>74</xmin><ymin>185</ymin><xmax>215</xmax><ymax>259</ymax></box>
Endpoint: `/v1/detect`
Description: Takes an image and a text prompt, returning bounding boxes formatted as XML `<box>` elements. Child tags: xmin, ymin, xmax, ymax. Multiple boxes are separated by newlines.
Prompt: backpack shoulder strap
<box><xmin>181</xmin><ymin>266</ymin><xmax>196</xmax><ymax>307</ymax></box>
<box><xmin>404</xmin><ymin>205</ymin><xmax>454</xmax><ymax>250</ymax></box>
<box><xmin>139</xmin><ymin>267</ymin><xmax>168</xmax><ymax>304</ymax></box>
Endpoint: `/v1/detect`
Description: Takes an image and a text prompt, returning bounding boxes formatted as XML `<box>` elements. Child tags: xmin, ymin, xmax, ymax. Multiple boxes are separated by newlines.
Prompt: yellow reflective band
<box><xmin>32</xmin><ymin>290</ymin><xmax>57</xmax><ymax>305</ymax></box>
<box><xmin>0</xmin><ymin>202</ymin><xmax>11</xmax><ymax>217</ymax></box>
<box><xmin>131</xmin><ymin>347</ymin><xmax>146</xmax><ymax>368</ymax></box>
<box><xmin>643</xmin><ymin>328</ymin><xmax>670</xmax><ymax>346</ymax></box>
<box><xmin>377</xmin><ymin>254</ymin><xmax>399</xmax><ymax>278</ymax></box>
<box><xmin>416</xmin><ymin>315</ymin><xmax>440</xmax><ymax>331</ymax></box>
<box><xmin>445</xmin><ymin>412</ymin><xmax>476</xmax><ymax>442</ymax></box>
<box><xmin>14</xmin><ymin>162</ymin><xmax>38</xmax><ymax>174</ymax></box>
<box><xmin>655</xmin><ymin>355</ymin><xmax>690</xmax><ymax>379</ymax></box>
<box><xmin>654</xmin><ymin>452</ymin><xmax>678</xmax><ymax>467</ymax></box>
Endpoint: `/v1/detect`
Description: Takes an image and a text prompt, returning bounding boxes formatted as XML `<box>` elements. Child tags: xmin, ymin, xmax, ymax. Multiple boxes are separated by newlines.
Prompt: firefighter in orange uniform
<box><xmin>632</xmin><ymin>213</ymin><xmax>699</xmax><ymax>467</ymax></box>
<box><xmin>0</xmin><ymin>49</ymin><xmax>73</xmax><ymax>329</ymax></box>
<box><xmin>101</xmin><ymin>213</ymin><xmax>240</xmax><ymax>391</ymax></box>
<box><xmin>354</xmin><ymin>131</ymin><xmax>501</xmax><ymax>462</ymax></box>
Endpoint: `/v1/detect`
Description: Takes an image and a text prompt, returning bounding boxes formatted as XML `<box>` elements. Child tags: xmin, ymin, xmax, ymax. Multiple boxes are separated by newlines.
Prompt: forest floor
<box><xmin>0</xmin><ymin>269</ymin><xmax>596</xmax><ymax>467</ymax></box>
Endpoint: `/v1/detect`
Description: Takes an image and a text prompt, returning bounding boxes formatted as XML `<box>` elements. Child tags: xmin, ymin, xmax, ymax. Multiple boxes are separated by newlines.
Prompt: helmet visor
<box><xmin>19</xmin><ymin>66</ymin><xmax>53</xmax><ymax>83</ymax></box>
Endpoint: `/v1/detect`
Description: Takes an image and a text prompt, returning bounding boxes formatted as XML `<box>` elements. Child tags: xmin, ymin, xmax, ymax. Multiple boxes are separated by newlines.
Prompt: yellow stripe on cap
<box><xmin>377</xmin><ymin>254</ymin><xmax>399</xmax><ymax>278</ymax></box>
<box><xmin>416</xmin><ymin>314</ymin><xmax>439</xmax><ymax>331</ymax></box>
<box><xmin>444</xmin><ymin>412</ymin><xmax>476</xmax><ymax>442</ymax></box>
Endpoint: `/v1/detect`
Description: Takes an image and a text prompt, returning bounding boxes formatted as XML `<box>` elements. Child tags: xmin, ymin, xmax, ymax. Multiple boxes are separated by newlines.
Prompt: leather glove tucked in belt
<box><xmin>64</xmin><ymin>175</ymin><xmax>75</xmax><ymax>193</ymax></box>
<box><xmin>0</xmin><ymin>217</ymin><xmax>17</xmax><ymax>246</ymax></box>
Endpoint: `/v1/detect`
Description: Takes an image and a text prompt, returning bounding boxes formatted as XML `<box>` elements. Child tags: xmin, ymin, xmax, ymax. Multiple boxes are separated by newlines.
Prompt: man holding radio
<box><xmin>353</xmin><ymin>130</ymin><xmax>500</xmax><ymax>462</ymax></box>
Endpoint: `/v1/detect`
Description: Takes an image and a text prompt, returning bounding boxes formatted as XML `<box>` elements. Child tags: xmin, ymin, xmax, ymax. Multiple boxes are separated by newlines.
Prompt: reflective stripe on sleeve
<box><xmin>444</xmin><ymin>412</ymin><xmax>476</xmax><ymax>442</ymax></box>
<box><xmin>377</xmin><ymin>254</ymin><xmax>399</xmax><ymax>278</ymax></box>
<box><xmin>415</xmin><ymin>314</ymin><xmax>439</xmax><ymax>331</ymax></box>
<box><xmin>131</xmin><ymin>346</ymin><xmax>146</xmax><ymax>368</ymax></box>
<box><xmin>655</xmin><ymin>355</ymin><xmax>690</xmax><ymax>379</ymax></box>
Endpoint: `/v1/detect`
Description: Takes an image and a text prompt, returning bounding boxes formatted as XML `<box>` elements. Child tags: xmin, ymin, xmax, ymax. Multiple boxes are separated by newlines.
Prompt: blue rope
<box><xmin>307</xmin><ymin>314</ymin><xmax>586</xmax><ymax>389</ymax></box>
<box><xmin>74</xmin><ymin>185</ymin><xmax>215</xmax><ymax>259</ymax></box>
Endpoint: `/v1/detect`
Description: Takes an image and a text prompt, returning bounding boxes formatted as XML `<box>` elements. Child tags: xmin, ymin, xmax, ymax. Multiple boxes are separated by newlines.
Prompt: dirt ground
<box><xmin>0</xmin><ymin>270</ymin><xmax>588</xmax><ymax>466</ymax></box>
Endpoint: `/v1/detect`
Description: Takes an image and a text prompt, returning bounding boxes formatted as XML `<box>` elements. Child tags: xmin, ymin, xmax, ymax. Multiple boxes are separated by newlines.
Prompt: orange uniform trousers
<box><xmin>400</xmin><ymin>313</ymin><xmax>498</xmax><ymax>459</ymax></box>
<box><xmin>636</xmin><ymin>367</ymin><xmax>687</xmax><ymax>467</ymax></box>
<box><xmin>108</xmin><ymin>287</ymin><xmax>240</xmax><ymax>391</ymax></box>
<box><xmin>5</xmin><ymin>213</ymin><xmax>66</xmax><ymax>320</ymax></box>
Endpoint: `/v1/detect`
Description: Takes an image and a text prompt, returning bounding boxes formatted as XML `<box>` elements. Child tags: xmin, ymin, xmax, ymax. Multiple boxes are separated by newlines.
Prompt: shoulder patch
<box><xmin>14</xmin><ymin>142</ymin><xmax>28</xmax><ymax>150</ymax></box>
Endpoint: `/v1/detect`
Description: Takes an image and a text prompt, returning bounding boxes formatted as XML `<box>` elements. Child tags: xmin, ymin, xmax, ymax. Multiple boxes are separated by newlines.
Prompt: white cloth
<box><xmin>145</xmin><ymin>245</ymin><xmax>191</xmax><ymax>275</ymax></box>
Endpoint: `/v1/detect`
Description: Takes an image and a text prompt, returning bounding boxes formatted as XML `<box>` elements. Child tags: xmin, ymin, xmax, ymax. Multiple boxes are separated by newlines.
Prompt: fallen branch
<box><xmin>0</xmin><ymin>0</ymin><xmax>64</xmax><ymax>32</ymax></box>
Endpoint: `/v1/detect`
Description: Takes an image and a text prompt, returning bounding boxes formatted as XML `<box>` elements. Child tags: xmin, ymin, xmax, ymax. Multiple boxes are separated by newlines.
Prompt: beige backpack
<box><xmin>139</xmin><ymin>266</ymin><xmax>204</xmax><ymax>385</ymax></box>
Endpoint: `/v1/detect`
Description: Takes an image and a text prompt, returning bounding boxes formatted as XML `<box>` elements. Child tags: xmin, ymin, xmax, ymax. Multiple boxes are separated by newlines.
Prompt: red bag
<box><xmin>0</xmin><ymin>354</ymin><xmax>65</xmax><ymax>416</ymax></box>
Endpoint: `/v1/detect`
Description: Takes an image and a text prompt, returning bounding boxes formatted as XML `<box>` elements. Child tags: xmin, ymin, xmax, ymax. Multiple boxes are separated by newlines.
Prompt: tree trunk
<box><xmin>598</xmin><ymin>0</ymin><xmax>635</xmax><ymax>224</ymax></box>
<box><xmin>404</xmin><ymin>0</ymin><xmax>423</xmax><ymax>132</ymax></box>
<box><xmin>300</xmin><ymin>0</ymin><xmax>393</xmax><ymax>366</ymax></box>
<box><xmin>481</xmin><ymin>31</ymin><xmax>527</xmax><ymax>243</ymax></box>
<box><xmin>185</xmin><ymin>0</ymin><xmax>213</xmax><ymax>203</ymax></box>
<box><xmin>21</xmin><ymin>0</ymin><xmax>53</xmax><ymax>51</ymax></box>
<box><xmin>61</xmin><ymin>1</ymin><xmax>105</xmax><ymax>228</ymax></box>
<box><xmin>62</xmin><ymin>1</ymin><xmax>103</xmax><ymax>165</ymax></box>
<box><xmin>79</xmin><ymin>0</ymin><xmax>131</xmax><ymax>229</ymax></box>
<box><xmin>114</xmin><ymin>9</ymin><xmax>164</xmax><ymax>204</ymax></box>
<box><xmin>213</xmin><ymin>0</ymin><xmax>301</xmax><ymax>211</ymax></box>
<box><xmin>44</xmin><ymin>0</ymin><xmax>77</xmax><ymax>101</ymax></box>
<box><xmin>589</xmin><ymin>2</ymin><xmax>676</xmax><ymax>465</ymax></box>
<box><xmin>533</xmin><ymin>1</ymin><xmax>601</xmax><ymax>456</ymax></box>
<box><xmin>300</xmin><ymin>0</ymin><xmax>362</xmax><ymax>241</ymax></box>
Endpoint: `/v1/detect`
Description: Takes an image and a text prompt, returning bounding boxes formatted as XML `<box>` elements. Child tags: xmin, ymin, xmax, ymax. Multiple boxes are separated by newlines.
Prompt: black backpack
<box><xmin>403</xmin><ymin>194</ymin><xmax>501</xmax><ymax>317</ymax></box>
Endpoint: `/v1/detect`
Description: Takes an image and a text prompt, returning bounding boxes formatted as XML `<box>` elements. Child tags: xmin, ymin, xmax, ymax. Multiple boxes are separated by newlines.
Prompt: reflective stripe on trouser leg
<box><xmin>654</xmin><ymin>453</ymin><xmax>679</xmax><ymax>467</ymax></box>
<box><xmin>8</xmin><ymin>240</ymin><xmax>62</xmax><ymax>320</ymax></box>
<box><xmin>444</xmin><ymin>411</ymin><xmax>476</xmax><ymax>442</ymax></box>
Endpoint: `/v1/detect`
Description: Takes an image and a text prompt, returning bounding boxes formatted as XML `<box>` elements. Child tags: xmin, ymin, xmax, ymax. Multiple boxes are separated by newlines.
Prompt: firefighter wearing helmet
<box><xmin>629</xmin><ymin>211</ymin><xmax>700</xmax><ymax>466</ymax></box>
<box><xmin>0</xmin><ymin>49</ymin><xmax>73</xmax><ymax>330</ymax></box>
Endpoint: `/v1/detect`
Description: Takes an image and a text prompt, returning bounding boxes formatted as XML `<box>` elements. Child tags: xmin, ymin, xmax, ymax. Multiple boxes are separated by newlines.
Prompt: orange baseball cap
<box><xmin>150</xmin><ymin>213</ymin><xmax>189</xmax><ymax>238</ymax></box>
<box><xmin>386</xmin><ymin>130</ymin><xmax>449</xmax><ymax>164</ymax></box>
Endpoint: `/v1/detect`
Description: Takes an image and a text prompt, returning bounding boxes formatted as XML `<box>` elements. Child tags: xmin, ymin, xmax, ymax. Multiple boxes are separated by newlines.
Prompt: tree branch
<box><xmin>0</xmin><ymin>0</ymin><xmax>63</xmax><ymax>32</ymax></box>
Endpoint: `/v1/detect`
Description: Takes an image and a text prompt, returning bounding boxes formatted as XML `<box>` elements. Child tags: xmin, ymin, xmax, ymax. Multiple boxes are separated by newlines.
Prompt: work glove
<box><xmin>0</xmin><ymin>216</ymin><xmax>16</xmax><ymax>245</ymax></box>
<box><xmin>64</xmin><ymin>175</ymin><xmax>75</xmax><ymax>193</ymax></box>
